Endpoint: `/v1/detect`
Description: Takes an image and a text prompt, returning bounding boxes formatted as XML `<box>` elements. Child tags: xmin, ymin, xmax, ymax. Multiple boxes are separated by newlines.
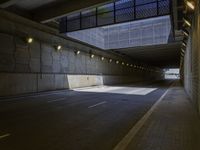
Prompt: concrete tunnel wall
<box><xmin>0</xmin><ymin>10</ymin><xmax>164</xmax><ymax>97</ymax></box>
<box><xmin>183</xmin><ymin>0</ymin><xmax>200</xmax><ymax>114</ymax></box>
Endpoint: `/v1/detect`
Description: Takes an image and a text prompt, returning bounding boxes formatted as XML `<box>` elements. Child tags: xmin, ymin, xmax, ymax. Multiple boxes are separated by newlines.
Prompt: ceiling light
<box><xmin>101</xmin><ymin>57</ymin><xmax>104</xmax><ymax>61</ymax></box>
<box><xmin>183</xmin><ymin>30</ymin><xmax>189</xmax><ymax>37</ymax></box>
<box><xmin>122</xmin><ymin>62</ymin><xmax>125</xmax><ymax>65</ymax></box>
<box><xmin>116</xmin><ymin>61</ymin><xmax>119</xmax><ymax>64</ymax></box>
<box><xmin>183</xmin><ymin>18</ymin><xmax>191</xmax><ymax>27</ymax></box>
<box><xmin>130</xmin><ymin>64</ymin><xmax>133</xmax><ymax>67</ymax></box>
<box><xmin>27</xmin><ymin>37</ymin><xmax>33</xmax><ymax>44</ymax></box>
<box><xmin>182</xmin><ymin>42</ymin><xmax>186</xmax><ymax>47</ymax></box>
<box><xmin>126</xmin><ymin>63</ymin><xmax>129</xmax><ymax>66</ymax></box>
<box><xmin>186</xmin><ymin>1</ymin><xmax>195</xmax><ymax>10</ymax></box>
<box><xmin>109</xmin><ymin>59</ymin><xmax>112</xmax><ymax>63</ymax></box>
<box><xmin>181</xmin><ymin>48</ymin><xmax>185</xmax><ymax>53</ymax></box>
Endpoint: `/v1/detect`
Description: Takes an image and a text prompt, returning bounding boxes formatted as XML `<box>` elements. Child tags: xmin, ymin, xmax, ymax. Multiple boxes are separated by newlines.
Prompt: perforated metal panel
<box><xmin>67</xmin><ymin>15</ymin><xmax>172</xmax><ymax>50</ymax></box>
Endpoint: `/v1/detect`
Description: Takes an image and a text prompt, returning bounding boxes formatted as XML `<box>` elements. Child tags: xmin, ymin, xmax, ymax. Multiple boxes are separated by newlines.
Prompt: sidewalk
<box><xmin>126</xmin><ymin>81</ymin><xmax>200</xmax><ymax>150</ymax></box>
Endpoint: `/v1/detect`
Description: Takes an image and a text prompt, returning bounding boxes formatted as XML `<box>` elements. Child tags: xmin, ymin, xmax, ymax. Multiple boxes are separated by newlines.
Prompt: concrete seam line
<box><xmin>0</xmin><ymin>133</ymin><xmax>10</xmax><ymax>139</ymax></box>
<box><xmin>113</xmin><ymin>82</ymin><xmax>174</xmax><ymax>150</ymax></box>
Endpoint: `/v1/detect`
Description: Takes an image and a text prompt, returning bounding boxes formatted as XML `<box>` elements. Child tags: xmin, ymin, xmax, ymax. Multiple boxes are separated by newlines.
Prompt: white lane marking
<box><xmin>113</xmin><ymin>83</ymin><xmax>174</xmax><ymax>150</ymax></box>
<box><xmin>0</xmin><ymin>133</ymin><xmax>10</xmax><ymax>139</ymax></box>
<box><xmin>47</xmin><ymin>97</ymin><xmax>66</xmax><ymax>103</ymax></box>
<box><xmin>88</xmin><ymin>101</ymin><xmax>107</xmax><ymax>108</ymax></box>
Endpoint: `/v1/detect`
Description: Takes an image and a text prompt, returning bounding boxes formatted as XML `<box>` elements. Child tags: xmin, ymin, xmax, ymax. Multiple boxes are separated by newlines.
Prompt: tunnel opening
<box><xmin>164</xmin><ymin>68</ymin><xmax>180</xmax><ymax>80</ymax></box>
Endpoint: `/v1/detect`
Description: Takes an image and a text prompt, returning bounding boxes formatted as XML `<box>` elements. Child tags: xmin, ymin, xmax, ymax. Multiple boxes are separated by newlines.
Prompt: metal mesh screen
<box><xmin>97</xmin><ymin>3</ymin><xmax>114</xmax><ymax>26</ymax></box>
<box><xmin>98</xmin><ymin>12</ymin><xmax>114</xmax><ymax>26</ymax></box>
<box><xmin>67</xmin><ymin>13</ymin><xmax>80</xmax><ymax>32</ymax></box>
<box><xmin>81</xmin><ymin>8</ymin><xmax>96</xmax><ymax>29</ymax></box>
<box><xmin>158</xmin><ymin>0</ymin><xmax>170</xmax><ymax>15</ymax></box>
<box><xmin>59</xmin><ymin>18</ymin><xmax>67</xmax><ymax>33</ymax></box>
<box><xmin>136</xmin><ymin>2</ymin><xmax>157</xmax><ymax>19</ymax></box>
<box><xmin>60</xmin><ymin>0</ymin><xmax>171</xmax><ymax>33</ymax></box>
<box><xmin>135</xmin><ymin>0</ymin><xmax>156</xmax><ymax>5</ymax></box>
<box><xmin>116</xmin><ymin>8</ymin><xmax>134</xmax><ymax>22</ymax></box>
<box><xmin>115</xmin><ymin>0</ymin><xmax>134</xmax><ymax>9</ymax></box>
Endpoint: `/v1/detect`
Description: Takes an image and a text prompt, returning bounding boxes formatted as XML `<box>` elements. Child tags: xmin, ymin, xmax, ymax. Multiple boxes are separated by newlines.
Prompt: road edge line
<box><xmin>113</xmin><ymin>82</ymin><xmax>174</xmax><ymax>150</ymax></box>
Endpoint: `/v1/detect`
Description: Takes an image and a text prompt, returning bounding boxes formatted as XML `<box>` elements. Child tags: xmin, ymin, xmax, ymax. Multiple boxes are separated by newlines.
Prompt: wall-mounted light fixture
<box><xmin>90</xmin><ymin>54</ymin><xmax>95</xmax><ymax>58</ymax></box>
<box><xmin>183</xmin><ymin>18</ymin><xmax>191</xmax><ymax>27</ymax></box>
<box><xmin>109</xmin><ymin>59</ymin><xmax>112</xmax><ymax>63</ymax></box>
<box><xmin>186</xmin><ymin>1</ymin><xmax>195</xmax><ymax>10</ymax></box>
<box><xmin>26</xmin><ymin>37</ymin><xmax>33</xmax><ymax>44</ymax></box>
<box><xmin>55</xmin><ymin>45</ymin><xmax>62</xmax><ymax>51</ymax></box>
<box><xmin>101</xmin><ymin>57</ymin><xmax>105</xmax><ymax>61</ymax></box>
<box><xmin>75</xmin><ymin>50</ymin><xmax>80</xmax><ymax>55</ymax></box>
<box><xmin>181</xmin><ymin>48</ymin><xmax>185</xmax><ymax>53</ymax></box>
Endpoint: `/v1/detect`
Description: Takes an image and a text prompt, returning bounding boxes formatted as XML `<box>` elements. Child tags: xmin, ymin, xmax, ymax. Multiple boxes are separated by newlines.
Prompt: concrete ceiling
<box><xmin>111</xmin><ymin>43</ymin><xmax>181</xmax><ymax>68</ymax></box>
<box><xmin>0</xmin><ymin>0</ymin><xmax>183</xmax><ymax>26</ymax></box>
<box><xmin>0</xmin><ymin>0</ymin><xmax>112</xmax><ymax>23</ymax></box>
<box><xmin>14</xmin><ymin>0</ymin><xmax>58</xmax><ymax>10</ymax></box>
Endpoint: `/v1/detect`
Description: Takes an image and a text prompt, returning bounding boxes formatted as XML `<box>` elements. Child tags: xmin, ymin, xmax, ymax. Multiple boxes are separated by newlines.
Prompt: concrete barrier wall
<box><xmin>0</xmin><ymin>10</ymin><xmax>164</xmax><ymax>97</ymax></box>
<box><xmin>67</xmin><ymin>75</ymin><xmax>103</xmax><ymax>89</ymax></box>
<box><xmin>0</xmin><ymin>73</ymin><xmax>159</xmax><ymax>96</ymax></box>
<box><xmin>183</xmin><ymin>0</ymin><xmax>200</xmax><ymax>114</ymax></box>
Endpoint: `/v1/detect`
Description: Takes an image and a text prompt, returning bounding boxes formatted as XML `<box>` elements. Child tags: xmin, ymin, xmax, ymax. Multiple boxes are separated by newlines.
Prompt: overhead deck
<box><xmin>59</xmin><ymin>0</ymin><xmax>173</xmax><ymax>33</ymax></box>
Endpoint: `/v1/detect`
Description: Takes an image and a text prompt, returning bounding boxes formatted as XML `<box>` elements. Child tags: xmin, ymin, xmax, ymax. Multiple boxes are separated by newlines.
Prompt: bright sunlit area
<box><xmin>164</xmin><ymin>68</ymin><xmax>180</xmax><ymax>79</ymax></box>
<box><xmin>73</xmin><ymin>86</ymin><xmax>157</xmax><ymax>95</ymax></box>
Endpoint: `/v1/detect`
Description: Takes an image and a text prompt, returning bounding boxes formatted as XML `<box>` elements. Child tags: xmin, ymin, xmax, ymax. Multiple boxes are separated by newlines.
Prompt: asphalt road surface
<box><xmin>0</xmin><ymin>80</ymin><xmax>172</xmax><ymax>150</ymax></box>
